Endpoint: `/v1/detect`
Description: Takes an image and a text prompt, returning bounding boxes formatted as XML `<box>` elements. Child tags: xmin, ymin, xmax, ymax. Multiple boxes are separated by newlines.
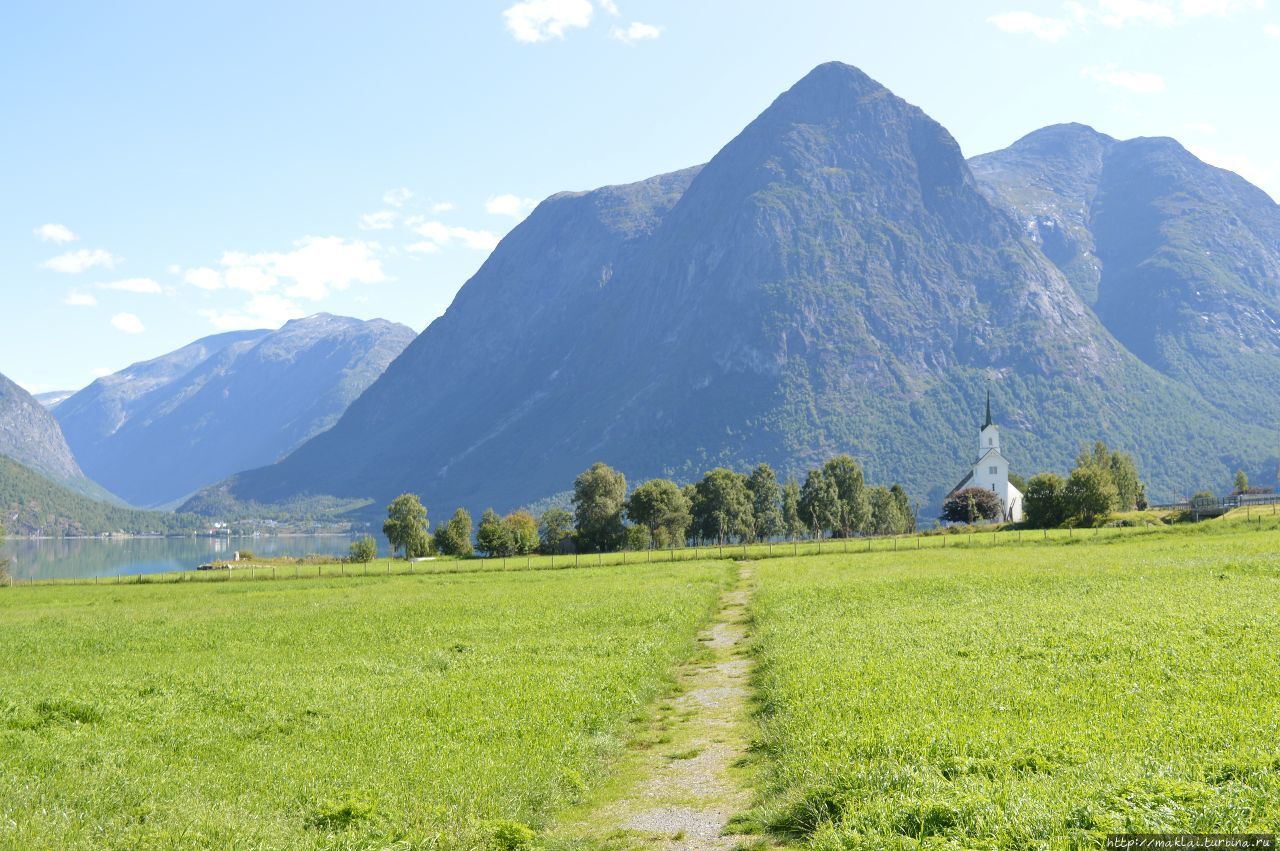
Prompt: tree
<box><xmin>823</xmin><ymin>455</ymin><xmax>870</xmax><ymax>536</ymax></box>
<box><xmin>383</xmin><ymin>493</ymin><xmax>430</xmax><ymax>560</ymax></box>
<box><xmin>624</xmin><ymin>525</ymin><xmax>651</xmax><ymax>551</ymax></box>
<box><xmin>798</xmin><ymin>468</ymin><xmax>839</xmax><ymax>539</ymax></box>
<box><xmin>538</xmin><ymin>507</ymin><xmax>574</xmax><ymax>554</ymax></box>
<box><xmin>434</xmin><ymin>507</ymin><xmax>473</xmax><ymax>557</ymax></box>
<box><xmin>1064</xmin><ymin>465</ymin><xmax>1118</xmax><ymax>525</ymax></box>
<box><xmin>1235</xmin><ymin>470</ymin><xmax>1250</xmax><ymax>495</ymax></box>
<box><xmin>690</xmin><ymin>468</ymin><xmax>754</xmax><ymax>544</ymax></box>
<box><xmin>1023</xmin><ymin>472</ymin><xmax>1067</xmax><ymax>528</ymax></box>
<box><xmin>746</xmin><ymin>464</ymin><xmax>784</xmax><ymax>542</ymax></box>
<box><xmin>1076</xmin><ymin>441</ymin><xmax>1142</xmax><ymax>511</ymax></box>
<box><xmin>573</xmin><ymin>462</ymin><xmax>627</xmax><ymax>552</ymax></box>
<box><xmin>504</xmin><ymin>510</ymin><xmax>540</xmax><ymax>555</ymax></box>
<box><xmin>349</xmin><ymin>534</ymin><xmax>378</xmax><ymax>563</ymax></box>
<box><xmin>476</xmin><ymin>508</ymin><xmax>514</xmax><ymax>557</ymax></box>
<box><xmin>942</xmin><ymin>487</ymin><xmax>1002</xmax><ymax>524</ymax></box>
<box><xmin>1008</xmin><ymin>472</ymin><xmax>1027</xmax><ymax>493</ymax></box>
<box><xmin>867</xmin><ymin>486</ymin><xmax>907</xmax><ymax>536</ymax></box>
<box><xmin>625</xmin><ymin>479</ymin><xmax>691</xmax><ymax>549</ymax></box>
<box><xmin>781</xmin><ymin>479</ymin><xmax>803</xmax><ymax>540</ymax></box>
<box><xmin>889</xmin><ymin>484</ymin><xmax>914</xmax><ymax>532</ymax></box>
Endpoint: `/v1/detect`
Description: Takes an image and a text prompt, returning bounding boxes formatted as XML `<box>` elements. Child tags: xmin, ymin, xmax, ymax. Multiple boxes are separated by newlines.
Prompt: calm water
<box><xmin>1</xmin><ymin>534</ymin><xmax>387</xmax><ymax>580</ymax></box>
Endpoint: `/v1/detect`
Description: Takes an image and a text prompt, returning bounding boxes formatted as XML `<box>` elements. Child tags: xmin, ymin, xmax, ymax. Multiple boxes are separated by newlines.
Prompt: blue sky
<box><xmin>3</xmin><ymin>0</ymin><xmax>1278</xmax><ymax>393</ymax></box>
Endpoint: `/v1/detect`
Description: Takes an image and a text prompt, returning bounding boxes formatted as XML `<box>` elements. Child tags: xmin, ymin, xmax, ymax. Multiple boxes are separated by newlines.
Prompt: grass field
<box><xmin>741</xmin><ymin>520</ymin><xmax>1280</xmax><ymax>848</ymax></box>
<box><xmin>0</xmin><ymin>562</ymin><xmax>728</xmax><ymax>849</ymax></box>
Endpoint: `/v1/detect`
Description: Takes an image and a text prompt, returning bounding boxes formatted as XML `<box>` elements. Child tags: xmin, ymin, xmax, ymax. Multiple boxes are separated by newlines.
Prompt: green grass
<box><xmin>742</xmin><ymin>519</ymin><xmax>1280</xmax><ymax>848</ymax></box>
<box><xmin>0</xmin><ymin>561</ymin><xmax>728</xmax><ymax>849</ymax></box>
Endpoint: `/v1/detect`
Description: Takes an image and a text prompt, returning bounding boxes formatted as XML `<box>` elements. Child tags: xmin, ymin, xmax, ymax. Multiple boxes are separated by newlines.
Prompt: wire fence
<box><xmin>8</xmin><ymin>502</ymin><xmax>1278</xmax><ymax>589</ymax></box>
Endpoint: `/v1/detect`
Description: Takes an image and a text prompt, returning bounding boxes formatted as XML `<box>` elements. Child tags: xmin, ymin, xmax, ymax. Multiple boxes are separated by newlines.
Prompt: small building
<box><xmin>947</xmin><ymin>390</ymin><xmax>1023</xmax><ymax>522</ymax></box>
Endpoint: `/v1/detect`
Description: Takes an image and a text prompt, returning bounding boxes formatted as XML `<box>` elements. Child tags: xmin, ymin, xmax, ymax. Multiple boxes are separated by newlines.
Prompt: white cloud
<box><xmin>1080</xmin><ymin>63</ymin><xmax>1166</xmax><ymax>93</ymax></box>
<box><xmin>110</xmin><ymin>313</ymin><xmax>145</xmax><ymax>334</ymax></box>
<box><xmin>99</xmin><ymin>277</ymin><xmax>163</xmax><ymax>294</ymax></box>
<box><xmin>35</xmin><ymin>223</ymin><xmax>77</xmax><ymax>243</ymax></box>
<box><xmin>1266</xmin><ymin>22</ymin><xmax>1280</xmax><ymax>35</ymax></box>
<box><xmin>198</xmin><ymin>294</ymin><xmax>306</xmax><ymax>331</ymax></box>
<box><xmin>503</xmin><ymin>0</ymin><xmax>593</xmax><ymax>42</ymax></box>
<box><xmin>220</xmin><ymin>236</ymin><xmax>387</xmax><ymax>301</ymax></box>
<box><xmin>407</xmin><ymin>219</ymin><xmax>500</xmax><ymax>252</ymax></box>
<box><xmin>62</xmin><ymin>291</ymin><xmax>97</xmax><ymax>307</ymax></box>
<box><xmin>183</xmin><ymin>267</ymin><xmax>223</xmax><ymax>290</ymax></box>
<box><xmin>1183</xmin><ymin>121</ymin><xmax>1218</xmax><ymax>134</ymax></box>
<box><xmin>987</xmin><ymin>11</ymin><xmax>1074</xmax><ymax>39</ymax></box>
<box><xmin>406</xmin><ymin>241</ymin><xmax>442</xmax><ymax>254</ymax></box>
<box><xmin>43</xmin><ymin>248</ymin><xmax>119</xmax><ymax>274</ymax></box>
<box><xmin>359</xmin><ymin>210</ymin><xmax>398</xmax><ymax>230</ymax></box>
<box><xmin>91</xmin><ymin>367</ymin><xmax>112</xmax><ymax>378</ymax></box>
<box><xmin>382</xmin><ymin>187</ymin><xmax>413</xmax><ymax>207</ymax></box>
<box><xmin>994</xmin><ymin>0</ymin><xmax>1263</xmax><ymax>37</ymax></box>
<box><xmin>1180</xmin><ymin>0</ymin><xmax>1263</xmax><ymax>18</ymax></box>
<box><xmin>485</xmin><ymin>194</ymin><xmax>538</xmax><ymax>217</ymax></box>
<box><xmin>598</xmin><ymin>0</ymin><xmax>619</xmax><ymax>13</ymax></box>
<box><xmin>431</xmin><ymin>201</ymin><xmax>456</xmax><ymax>213</ymax></box>
<box><xmin>610</xmin><ymin>21</ymin><xmax>661</xmax><ymax>43</ymax></box>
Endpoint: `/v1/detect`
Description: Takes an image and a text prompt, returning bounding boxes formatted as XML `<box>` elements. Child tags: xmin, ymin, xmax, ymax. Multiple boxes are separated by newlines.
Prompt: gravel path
<box><xmin>551</xmin><ymin>564</ymin><xmax>757</xmax><ymax>849</ymax></box>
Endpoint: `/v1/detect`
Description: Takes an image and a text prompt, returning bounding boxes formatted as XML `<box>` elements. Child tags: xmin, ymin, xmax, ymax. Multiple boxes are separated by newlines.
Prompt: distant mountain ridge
<box><xmin>56</xmin><ymin>314</ymin><xmax>415</xmax><ymax>507</ymax></box>
<box><xmin>0</xmin><ymin>371</ymin><xmax>118</xmax><ymax>503</ymax></box>
<box><xmin>193</xmin><ymin>64</ymin><xmax>1277</xmax><ymax>520</ymax></box>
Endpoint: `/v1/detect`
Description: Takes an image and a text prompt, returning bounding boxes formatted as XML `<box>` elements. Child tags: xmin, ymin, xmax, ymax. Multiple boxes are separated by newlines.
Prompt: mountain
<box><xmin>35</xmin><ymin>391</ymin><xmax>74</xmax><ymax>409</ymax></box>
<box><xmin>56</xmin><ymin>314</ymin><xmax>415</xmax><ymax>507</ymax></box>
<box><xmin>0</xmin><ymin>371</ymin><xmax>119</xmax><ymax>504</ymax></box>
<box><xmin>204</xmin><ymin>63</ymin><xmax>1276</xmax><ymax>520</ymax></box>
<box><xmin>0</xmin><ymin>455</ymin><xmax>201</xmax><ymax>537</ymax></box>
<box><xmin>971</xmin><ymin>123</ymin><xmax>1280</xmax><ymax>425</ymax></box>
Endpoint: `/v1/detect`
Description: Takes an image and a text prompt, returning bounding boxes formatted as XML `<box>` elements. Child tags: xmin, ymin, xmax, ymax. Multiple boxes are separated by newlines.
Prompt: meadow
<box><xmin>0</xmin><ymin>561</ymin><xmax>728</xmax><ymax>849</ymax></box>
<box><xmin>741</xmin><ymin>518</ymin><xmax>1280</xmax><ymax>848</ymax></box>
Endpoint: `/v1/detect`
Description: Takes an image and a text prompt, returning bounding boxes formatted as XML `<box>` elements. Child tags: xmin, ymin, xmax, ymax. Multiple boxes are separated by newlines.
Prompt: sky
<box><xmin>3</xmin><ymin>0</ymin><xmax>1278</xmax><ymax>393</ymax></box>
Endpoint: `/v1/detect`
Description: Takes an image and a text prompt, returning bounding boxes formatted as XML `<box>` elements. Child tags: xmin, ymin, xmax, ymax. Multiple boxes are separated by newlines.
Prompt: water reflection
<box><xmin>1</xmin><ymin>535</ymin><xmax>387</xmax><ymax>580</ymax></box>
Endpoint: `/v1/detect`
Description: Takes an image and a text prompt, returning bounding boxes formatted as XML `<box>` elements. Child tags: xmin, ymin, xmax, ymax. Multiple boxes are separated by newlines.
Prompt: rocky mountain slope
<box><xmin>200</xmin><ymin>64</ymin><xmax>1276</xmax><ymax>519</ymax></box>
<box><xmin>56</xmin><ymin>314</ymin><xmax>414</xmax><ymax>507</ymax></box>
<box><xmin>971</xmin><ymin>123</ymin><xmax>1280</xmax><ymax>425</ymax></box>
<box><xmin>0</xmin><ymin>371</ymin><xmax>117</xmax><ymax>502</ymax></box>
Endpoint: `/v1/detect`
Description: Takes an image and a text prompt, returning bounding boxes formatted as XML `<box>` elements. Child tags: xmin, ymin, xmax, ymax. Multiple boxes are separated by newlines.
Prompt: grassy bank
<box><xmin>741</xmin><ymin>520</ymin><xmax>1280</xmax><ymax>847</ymax></box>
<box><xmin>0</xmin><ymin>562</ymin><xmax>728</xmax><ymax>849</ymax></box>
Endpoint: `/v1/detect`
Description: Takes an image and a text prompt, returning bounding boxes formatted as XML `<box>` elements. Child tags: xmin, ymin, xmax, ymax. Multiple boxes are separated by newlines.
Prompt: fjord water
<box><xmin>2</xmin><ymin>535</ymin><xmax>380</xmax><ymax>581</ymax></box>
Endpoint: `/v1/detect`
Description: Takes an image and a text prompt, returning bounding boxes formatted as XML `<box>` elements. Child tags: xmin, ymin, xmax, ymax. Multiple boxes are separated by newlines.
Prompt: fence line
<box><xmin>7</xmin><ymin>504</ymin><xmax>1277</xmax><ymax>589</ymax></box>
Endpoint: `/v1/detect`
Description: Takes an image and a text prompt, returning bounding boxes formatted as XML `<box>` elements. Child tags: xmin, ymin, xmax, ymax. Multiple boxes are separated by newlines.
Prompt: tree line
<box><xmin>1021</xmin><ymin>441</ymin><xmax>1146</xmax><ymax>527</ymax></box>
<box><xmin>368</xmin><ymin>455</ymin><xmax>916</xmax><ymax>560</ymax></box>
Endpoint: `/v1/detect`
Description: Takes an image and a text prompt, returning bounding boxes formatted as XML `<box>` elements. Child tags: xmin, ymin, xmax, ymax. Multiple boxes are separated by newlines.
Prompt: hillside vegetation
<box><xmin>0</xmin><ymin>456</ymin><xmax>203</xmax><ymax>537</ymax></box>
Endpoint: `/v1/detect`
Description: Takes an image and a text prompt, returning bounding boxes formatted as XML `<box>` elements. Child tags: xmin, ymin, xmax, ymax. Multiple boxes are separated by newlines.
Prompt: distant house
<box><xmin>947</xmin><ymin>390</ymin><xmax>1023</xmax><ymax>522</ymax></box>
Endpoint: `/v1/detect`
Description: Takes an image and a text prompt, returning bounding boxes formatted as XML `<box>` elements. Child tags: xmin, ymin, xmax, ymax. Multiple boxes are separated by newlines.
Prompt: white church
<box><xmin>947</xmin><ymin>390</ymin><xmax>1023</xmax><ymax>522</ymax></box>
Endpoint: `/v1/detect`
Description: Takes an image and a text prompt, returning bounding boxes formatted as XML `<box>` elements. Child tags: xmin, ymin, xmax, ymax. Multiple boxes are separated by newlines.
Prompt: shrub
<box><xmin>941</xmin><ymin>488</ymin><xmax>1002</xmax><ymax>524</ymax></box>
<box><xmin>1023</xmin><ymin>473</ymin><xmax>1067</xmax><ymax>528</ymax></box>
<box><xmin>349</xmin><ymin>535</ymin><xmax>377</xmax><ymax>564</ymax></box>
<box><xmin>1064</xmin><ymin>465</ymin><xmax>1118</xmax><ymax>526</ymax></box>
<box><xmin>624</xmin><ymin>525</ymin><xmax>651</xmax><ymax>551</ymax></box>
<box><xmin>237</xmin><ymin>548</ymin><xmax>255</xmax><ymax>561</ymax></box>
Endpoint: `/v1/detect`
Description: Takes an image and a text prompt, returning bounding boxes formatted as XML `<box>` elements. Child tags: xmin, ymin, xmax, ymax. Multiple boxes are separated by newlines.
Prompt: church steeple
<box><xmin>983</xmin><ymin>387</ymin><xmax>992</xmax><ymax>429</ymax></box>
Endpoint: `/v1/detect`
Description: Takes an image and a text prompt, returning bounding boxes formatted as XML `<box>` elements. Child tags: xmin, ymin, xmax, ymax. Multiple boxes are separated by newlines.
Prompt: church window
<box><xmin>989</xmin><ymin>465</ymin><xmax>998</xmax><ymax>475</ymax></box>
<box><xmin>989</xmin><ymin>437</ymin><xmax>993</xmax><ymax>446</ymax></box>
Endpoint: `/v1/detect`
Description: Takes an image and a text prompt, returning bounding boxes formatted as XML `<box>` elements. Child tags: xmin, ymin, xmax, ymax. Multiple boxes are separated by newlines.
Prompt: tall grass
<box><xmin>743</xmin><ymin>523</ymin><xmax>1280</xmax><ymax>848</ymax></box>
<box><xmin>0</xmin><ymin>562</ymin><xmax>728</xmax><ymax>849</ymax></box>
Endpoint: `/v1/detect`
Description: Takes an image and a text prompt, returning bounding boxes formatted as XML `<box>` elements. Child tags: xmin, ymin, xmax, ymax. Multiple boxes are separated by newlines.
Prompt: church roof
<box><xmin>947</xmin><ymin>470</ymin><xmax>974</xmax><ymax>496</ymax></box>
<box><xmin>983</xmin><ymin>387</ymin><xmax>992</xmax><ymax>429</ymax></box>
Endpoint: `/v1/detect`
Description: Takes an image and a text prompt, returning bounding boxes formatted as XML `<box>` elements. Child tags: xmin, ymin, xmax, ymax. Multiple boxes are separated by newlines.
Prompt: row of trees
<box><xmin>376</xmin><ymin>455</ymin><xmax>916</xmax><ymax>559</ymax></box>
<box><xmin>1023</xmin><ymin>441</ymin><xmax>1146</xmax><ymax>527</ymax></box>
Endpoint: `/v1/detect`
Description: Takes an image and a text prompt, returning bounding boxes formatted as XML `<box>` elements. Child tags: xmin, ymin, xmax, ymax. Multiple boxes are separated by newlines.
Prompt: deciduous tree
<box><xmin>538</xmin><ymin>507</ymin><xmax>574</xmax><ymax>554</ymax></box>
<box><xmin>798</xmin><ymin>468</ymin><xmax>838</xmax><ymax>539</ymax></box>
<box><xmin>573</xmin><ymin>462</ymin><xmax>627</xmax><ymax>552</ymax></box>
<box><xmin>942</xmin><ymin>487</ymin><xmax>1002</xmax><ymax>524</ymax></box>
<box><xmin>383</xmin><ymin>493</ymin><xmax>430</xmax><ymax>559</ymax></box>
<box><xmin>1023</xmin><ymin>472</ymin><xmax>1067</xmax><ymax>528</ymax></box>
<box><xmin>746</xmin><ymin>463</ymin><xmax>784</xmax><ymax>542</ymax></box>
<box><xmin>691</xmin><ymin>468</ymin><xmax>754</xmax><ymax>544</ymax></box>
<box><xmin>781</xmin><ymin>479</ymin><xmax>803</xmax><ymax>540</ymax></box>
<box><xmin>625</xmin><ymin>479</ymin><xmax>691</xmax><ymax>548</ymax></box>
<box><xmin>504</xmin><ymin>510</ymin><xmax>540</xmax><ymax>555</ymax></box>
<box><xmin>477</xmin><ymin>508</ymin><xmax>514</xmax><ymax>557</ymax></box>
<box><xmin>434</xmin><ymin>507</ymin><xmax>473</xmax><ymax>557</ymax></box>
<box><xmin>823</xmin><ymin>454</ymin><xmax>870</xmax><ymax>536</ymax></box>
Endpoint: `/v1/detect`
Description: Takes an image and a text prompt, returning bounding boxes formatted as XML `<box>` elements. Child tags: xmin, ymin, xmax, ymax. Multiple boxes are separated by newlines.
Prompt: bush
<box><xmin>349</xmin><ymin>535</ymin><xmax>377</xmax><ymax>563</ymax></box>
<box><xmin>624</xmin><ymin>525</ymin><xmax>651</xmax><ymax>551</ymax></box>
<box><xmin>941</xmin><ymin>488</ymin><xmax>1002</xmax><ymax>524</ymax></box>
<box><xmin>237</xmin><ymin>548</ymin><xmax>255</xmax><ymax>561</ymax></box>
<box><xmin>1023</xmin><ymin>473</ymin><xmax>1067</xmax><ymax>528</ymax></box>
<box><xmin>1064</xmin><ymin>465</ymin><xmax>1118</xmax><ymax>525</ymax></box>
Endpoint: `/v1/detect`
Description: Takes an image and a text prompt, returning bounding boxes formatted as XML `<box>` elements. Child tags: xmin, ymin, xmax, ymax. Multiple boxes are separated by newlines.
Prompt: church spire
<box><xmin>983</xmin><ymin>385</ymin><xmax>992</xmax><ymax>429</ymax></box>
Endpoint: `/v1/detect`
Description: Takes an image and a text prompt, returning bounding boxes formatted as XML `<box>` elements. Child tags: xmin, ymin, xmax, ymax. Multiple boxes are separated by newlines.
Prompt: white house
<box><xmin>947</xmin><ymin>390</ymin><xmax>1023</xmax><ymax>522</ymax></box>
